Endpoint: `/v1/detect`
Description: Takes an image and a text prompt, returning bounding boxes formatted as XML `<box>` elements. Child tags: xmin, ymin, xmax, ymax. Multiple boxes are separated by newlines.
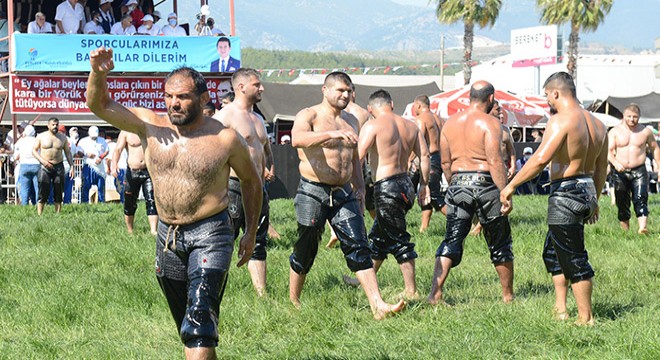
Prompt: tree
<box><xmin>433</xmin><ymin>0</ymin><xmax>502</xmax><ymax>85</ymax></box>
<box><xmin>537</xmin><ymin>0</ymin><xmax>613</xmax><ymax>81</ymax></box>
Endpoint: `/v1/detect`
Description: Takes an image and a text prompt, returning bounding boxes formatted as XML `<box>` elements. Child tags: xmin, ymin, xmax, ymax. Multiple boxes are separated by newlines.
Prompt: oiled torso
<box><xmin>38</xmin><ymin>132</ymin><xmax>67</xmax><ymax>164</ymax></box>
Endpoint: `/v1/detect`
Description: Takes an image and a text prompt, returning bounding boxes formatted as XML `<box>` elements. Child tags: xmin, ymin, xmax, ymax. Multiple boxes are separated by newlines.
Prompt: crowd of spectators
<box><xmin>14</xmin><ymin>0</ymin><xmax>225</xmax><ymax>37</ymax></box>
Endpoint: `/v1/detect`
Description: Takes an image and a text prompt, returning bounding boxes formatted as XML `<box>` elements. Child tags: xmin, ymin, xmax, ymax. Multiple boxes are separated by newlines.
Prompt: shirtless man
<box><xmin>501</xmin><ymin>72</ymin><xmax>608</xmax><ymax>325</ymax></box>
<box><xmin>87</xmin><ymin>47</ymin><xmax>262</xmax><ymax>359</ymax></box>
<box><xmin>289</xmin><ymin>72</ymin><xmax>405</xmax><ymax>319</ymax></box>
<box><xmin>111</xmin><ymin>130</ymin><xmax>158</xmax><ymax>235</ymax></box>
<box><xmin>470</xmin><ymin>100</ymin><xmax>516</xmax><ymax>236</ymax></box>
<box><xmin>412</xmin><ymin>95</ymin><xmax>445</xmax><ymax>232</ymax></box>
<box><xmin>357</xmin><ymin>89</ymin><xmax>430</xmax><ymax>299</ymax></box>
<box><xmin>607</xmin><ymin>103</ymin><xmax>660</xmax><ymax>234</ymax></box>
<box><xmin>213</xmin><ymin>68</ymin><xmax>273</xmax><ymax>297</ymax></box>
<box><xmin>428</xmin><ymin>81</ymin><xmax>514</xmax><ymax>305</ymax></box>
<box><xmin>31</xmin><ymin>117</ymin><xmax>75</xmax><ymax>215</ymax></box>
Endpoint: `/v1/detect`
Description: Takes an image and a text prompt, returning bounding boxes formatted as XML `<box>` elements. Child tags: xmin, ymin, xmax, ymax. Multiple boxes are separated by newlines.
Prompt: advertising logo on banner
<box><xmin>12</xmin><ymin>34</ymin><xmax>241</xmax><ymax>73</ymax></box>
<box><xmin>11</xmin><ymin>74</ymin><xmax>231</xmax><ymax>114</ymax></box>
<box><xmin>510</xmin><ymin>25</ymin><xmax>557</xmax><ymax>68</ymax></box>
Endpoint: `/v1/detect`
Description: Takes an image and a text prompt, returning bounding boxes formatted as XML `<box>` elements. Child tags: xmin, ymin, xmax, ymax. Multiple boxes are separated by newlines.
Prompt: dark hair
<box><xmin>203</xmin><ymin>102</ymin><xmax>216</xmax><ymax>112</ymax></box>
<box><xmin>217</xmin><ymin>37</ymin><xmax>231</xmax><ymax>48</ymax></box>
<box><xmin>48</xmin><ymin>117</ymin><xmax>59</xmax><ymax>123</ymax></box>
<box><xmin>221</xmin><ymin>91</ymin><xmax>235</xmax><ymax>103</ymax></box>
<box><xmin>231</xmin><ymin>68</ymin><xmax>260</xmax><ymax>88</ymax></box>
<box><xmin>165</xmin><ymin>67</ymin><xmax>208</xmax><ymax>96</ymax></box>
<box><xmin>414</xmin><ymin>95</ymin><xmax>430</xmax><ymax>107</ymax></box>
<box><xmin>469</xmin><ymin>82</ymin><xmax>495</xmax><ymax>103</ymax></box>
<box><xmin>324</xmin><ymin>71</ymin><xmax>353</xmax><ymax>88</ymax></box>
<box><xmin>624</xmin><ymin>103</ymin><xmax>641</xmax><ymax>116</ymax></box>
<box><xmin>368</xmin><ymin>89</ymin><xmax>393</xmax><ymax>108</ymax></box>
<box><xmin>543</xmin><ymin>72</ymin><xmax>577</xmax><ymax>98</ymax></box>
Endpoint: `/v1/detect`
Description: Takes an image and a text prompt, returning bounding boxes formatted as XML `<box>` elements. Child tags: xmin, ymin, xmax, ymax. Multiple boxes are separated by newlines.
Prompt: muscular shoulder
<box><xmin>295</xmin><ymin>107</ymin><xmax>318</xmax><ymax>123</ymax></box>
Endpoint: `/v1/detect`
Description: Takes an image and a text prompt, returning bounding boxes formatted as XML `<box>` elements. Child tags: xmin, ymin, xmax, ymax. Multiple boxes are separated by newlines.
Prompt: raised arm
<box><xmin>227</xmin><ymin>129</ymin><xmax>263</xmax><ymax>267</ymax></box>
<box><xmin>86</xmin><ymin>47</ymin><xmax>149</xmax><ymax>136</ymax></box>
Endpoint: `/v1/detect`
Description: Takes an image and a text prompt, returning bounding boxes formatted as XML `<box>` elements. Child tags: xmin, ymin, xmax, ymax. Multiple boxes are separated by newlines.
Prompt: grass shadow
<box><xmin>516</xmin><ymin>280</ymin><xmax>554</xmax><ymax>298</ymax></box>
<box><xmin>593</xmin><ymin>300</ymin><xmax>643</xmax><ymax>321</ymax></box>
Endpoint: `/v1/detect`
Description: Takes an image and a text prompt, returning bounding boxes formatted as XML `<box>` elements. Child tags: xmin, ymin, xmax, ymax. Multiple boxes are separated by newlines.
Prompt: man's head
<box><xmin>100</xmin><ymin>0</ymin><xmax>112</xmax><ymax>11</ymax></box>
<box><xmin>35</xmin><ymin>12</ymin><xmax>46</xmax><ymax>26</ymax></box>
<box><xmin>120</xmin><ymin>14</ymin><xmax>132</xmax><ymax>28</ymax></box>
<box><xmin>48</xmin><ymin>117</ymin><xmax>60</xmax><ymax>134</ymax></box>
<box><xmin>122</xmin><ymin>0</ymin><xmax>138</xmax><ymax>13</ymax></box>
<box><xmin>220</xmin><ymin>91</ymin><xmax>235</xmax><ymax>107</ymax></box>
<box><xmin>623</xmin><ymin>103</ymin><xmax>641</xmax><ymax>128</ymax></box>
<box><xmin>88</xmin><ymin>126</ymin><xmax>99</xmax><ymax>139</ymax></box>
<box><xmin>24</xmin><ymin>125</ymin><xmax>36</xmax><ymax>137</ymax></box>
<box><xmin>203</xmin><ymin>102</ymin><xmax>216</xmax><ymax>117</ymax></box>
<box><xmin>216</xmin><ymin>37</ymin><xmax>232</xmax><ymax>59</ymax></box>
<box><xmin>152</xmin><ymin>10</ymin><xmax>161</xmax><ymax>23</ymax></box>
<box><xmin>69</xmin><ymin>127</ymin><xmax>79</xmax><ymax>140</ymax></box>
<box><xmin>281</xmin><ymin>135</ymin><xmax>291</xmax><ymax>145</ymax></box>
<box><xmin>231</xmin><ymin>68</ymin><xmax>263</xmax><ymax>105</ymax></box>
<box><xmin>490</xmin><ymin>100</ymin><xmax>504</xmax><ymax>123</ymax></box>
<box><xmin>322</xmin><ymin>72</ymin><xmax>353</xmax><ymax>110</ymax></box>
<box><xmin>469</xmin><ymin>81</ymin><xmax>495</xmax><ymax>114</ymax></box>
<box><xmin>164</xmin><ymin>67</ymin><xmax>209</xmax><ymax>126</ymax></box>
<box><xmin>367</xmin><ymin>89</ymin><xmax>394</xmax><ymax>115</ymax></box>
<box><xmin>413</xmin><ymin>94</ymin><xmax>430</xmax><ymax>116</ymax></box>
<box><xmin>523</xmin><ymin>146</ymin><xmax>533</xmax><ymax>158</ymax></box>
<box><xmin>543</xmin><ymin>72</ymin><xmax>577</xmax><ymax>115</ymax></box>
<box><xmin>142</xmin><ymin>14</ymin><xmax>154</xmax><ymax>28</ymax></box>
<box><xmin>167</xmin><ymin>12</ymin><xmax>178</xmax><ymax>26</ymax></box>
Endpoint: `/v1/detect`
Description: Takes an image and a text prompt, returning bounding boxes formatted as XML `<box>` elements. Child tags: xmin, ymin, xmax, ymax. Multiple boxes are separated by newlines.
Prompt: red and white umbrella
<box><xmin>403</xmin><ymin>85</ymin><xmax>549</xmax><ymax>127</ymax></box>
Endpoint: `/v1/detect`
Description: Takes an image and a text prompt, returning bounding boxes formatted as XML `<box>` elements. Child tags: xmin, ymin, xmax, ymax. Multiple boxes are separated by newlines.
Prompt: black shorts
<box><xmin>155</xmin><ymin>210</ymin><xmax>234</xmax><ymax>348</ymax></box>
<box><xmin>543</xmin><ymin>175</ymin><xmax>597</xmax><ymax>283</ymax></box>
<box><xmin>228</xmin><ymin>177</ymin><xmax>269</xmax><ymax>261</ymax></box>
<box><xmin>123</xmin><ymin>168</ymin><xmax>157</xmax><ymax>216</ymax></box>
<box><xmin>436</xmin><ymin>172</ymin><xmax>513</xmax><ymax>267</ymax></box>
<box><xmin>363</xmin><ymin>163</ymin><xmax>375</xmax><ymax>212</ymax></box>
<box><xmin>370</xmin><ymin>173</ymin><xmax>417</xmax><ymax>263</ymax></box>
<box><xmin>612</xmin><ymin>164</ymin><xmax>649</xmax><ymax>220</ymax></box>
<box><xmin>290</xmin><ymin>177</ymin><xmax>373</xmax><ymax>274</ymax></box>
<box><xmin>38</xmin><ymin>162</ymin><xmax>65</xmax><ymax>203</ymax></box>
<box><xmin>422</xmin><ymin>151</ymin><xmax>445</xmax><ymax>211</ymax></box>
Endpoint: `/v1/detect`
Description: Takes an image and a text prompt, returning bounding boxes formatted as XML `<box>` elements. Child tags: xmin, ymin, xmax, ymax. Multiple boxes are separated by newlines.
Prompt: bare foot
<box><xmin>502</xmin><ymin>294</ymin><xmax>515</xmax><ymax>304</ymax></box>
<box><xmin>427</xmin><ymin>292</ymin><xmax>451</xmax><ymax>307</ymax></box>
<box><xmin>575</xmin><ymin>317</ymin><xmax>595</xmax><ymax>326</ymax></box>
<box><xmin>638</xmin><ymin>228</ymin><xmax>649</xmax><ymax>235</ymax></box>
<box><xmin>342</xmin><ymin>275</ymin><xmax>360</xmax><ymax>287</ymax></box>
<box><xmin>419</xmin><ymin>226</ymin><xmax>428</xmax><ymax>233</ymax></box>
<box><xmin>553</xmin><ymin>309</ymin><xmax>569</xmax><ymax>321</ymax></box>
<box><xmin>325</xmin><ymin>236</ymin><xmax>338</xmax><ymax>248</ymax></box>
<box><xmin>290</xmin><ymin>298</ymin><xmax>301</xmax><ymax>310</ymax></box>
<box><xmin>398</xmin><ymin>291</ymin><xmax>421</xmax><ymax>302</ymax></box>
<box><xmin>255</xmin><ymin>287</ymin><xmax>266</xmax><ymax>297</ymax></box>
<box><xmin>373</xmin><ymin>299</ymin><xmax>406</xmax><ymax>320</ymax></box>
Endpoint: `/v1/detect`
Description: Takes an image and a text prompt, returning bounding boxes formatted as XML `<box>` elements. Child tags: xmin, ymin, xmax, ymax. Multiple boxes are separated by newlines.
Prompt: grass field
<box><xmin>1</xmin><ymin>194</ymin><xmax>659</xmax><ymax>359</ymax></box>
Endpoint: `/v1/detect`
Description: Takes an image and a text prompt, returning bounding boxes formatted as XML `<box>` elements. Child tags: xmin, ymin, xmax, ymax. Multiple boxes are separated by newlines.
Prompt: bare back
<box><xmin>37</xmin><ymin>132</ymin><xmax>68</xmax><ymax>164</ymax></box>
<box><xmin>363</xmin><ymin>112</ymin><xmax>419</xmax><ymax>181</ymax></box>
<box><xmin>442</xmin><ymin>109</ymin><xmax>503</xmax><ymax>174</ymax></box>
<box><xmin>214</xmin><ymin>103</ymin><xmax>268</xmax><ymax>177</ymax></box>
<box><xmin>416</xmin><ymin>110</ymin><xmax>441</xmax><ymax>153</ymax></box>
<box><xmin>124</xmin><ymin>131</ymin><xmax>147</xmax><ymax>170</ymax></box>
<box><xmin>609</xmin><ymin>123</ymin><xmax>654</xmax><ymax>169</ymax></box>
<box><xmin>293</xmin><ymin>105</ymin><xmax>358</xmax><ymax>185</ymax></box>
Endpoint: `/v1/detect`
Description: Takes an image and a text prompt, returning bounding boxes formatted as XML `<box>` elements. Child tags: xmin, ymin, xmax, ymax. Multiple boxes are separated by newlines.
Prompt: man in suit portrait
<box><xmin>210</xmin><ymin>37</ymin><xmax>240</xmax><ymax>73</ymax></box>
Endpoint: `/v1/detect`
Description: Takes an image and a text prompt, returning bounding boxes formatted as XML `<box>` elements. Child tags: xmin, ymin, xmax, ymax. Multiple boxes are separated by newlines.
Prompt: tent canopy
<box><xmin>258</xmin><ymin>82</ymin><xmax>441</xmax><ymax>123</ymax></box>
<box><xmin>598</xmin><ymin>92</ymin><xmax>660</xmax><ymax>123</ymax></box>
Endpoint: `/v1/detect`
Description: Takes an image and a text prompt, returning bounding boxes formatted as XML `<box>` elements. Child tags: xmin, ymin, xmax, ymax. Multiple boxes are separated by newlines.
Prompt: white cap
<box><xmin>168</xmin><ymin>12</ymin><xmax>177</xmax><ymax>19</ymax></box>
<box><xmin>88</xmin><ymin>126</ymin><xmax>99</xmax><ymax>137</ymax></box>
<box><xmin>100</xmin><ymin>0</ymin><xmax>112</xmax><ymax>5</ymax></box>
<box><xmin>19</xmin><ymin>121</ymin><xmax>28</xmax><ymax>128</ymax></box>
<box><xmin>523</xmin><ymin>147</ymin><xmax>533</xmax><ymax>154</ymax></box>
<box><xmin>142</xmin><ymin>14</ymin><xmax>154</xmax><ymax>22</ymax></box>
<box><xmin>24</xmin><ymin>125</ymin><xmax>36</xmax><ymax>137</ymax></box>
<box><xmin>281</xmin><ymin>135</ymin><xmax>291</xmax><ymax>143</ymax></box>
<box><xmin>69</xmin><ymin>127</ymin><xmax>79</xmax><ymax>136</ymax></box>
<box><xmin>125</xmin><ymin>0</ymin><xmax>138</xmax><ymax>6</ymax></box>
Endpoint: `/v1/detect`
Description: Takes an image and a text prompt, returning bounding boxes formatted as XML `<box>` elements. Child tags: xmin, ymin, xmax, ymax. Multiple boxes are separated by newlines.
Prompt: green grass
<box><xmin>1</xmin><ymin>195</ymin><xmax>659</xmax><ymax>359</ymax></box>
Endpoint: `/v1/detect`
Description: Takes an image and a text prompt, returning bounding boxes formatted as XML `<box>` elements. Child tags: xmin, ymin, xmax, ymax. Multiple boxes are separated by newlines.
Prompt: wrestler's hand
<box><xmin>331</xmin><ymin>130</ymin><xmax>358</xmax><ymax>147</ymax></box>
<box><xmin>43</xmin><ymin>160</ymin><xmax>54</xmax><ymax>170</ymax></box>
<box><xmin>507</xmin><ymin>167</ymin><xmax>516</xmax><ymax>181</ymax></box>
<box><xmin>90</xmin><ymin>47</ymin><xmax>115</xmax><ymax>74</ymax></box>
<box><xmin>236</xmin><ymin>233</ymin><xmax>256</xmax><ymax>267</ymax></box>
<box><xmin>587</xmin><ymin>205</ymin><xmax>600</xmax><ymax>225</ymax></box>
<box><xmin>500</xmin><ymin>185</ymin><xmax>514</xmax><ymax>215</ymax></box>
<box><xmin>418</xmin><ymin>184</ymin><xmax>430</xmax><ymax>207</ymax></box>
<box><xmin>110</xmin><ymin>165</ymin><xmax>118</xmax><ymax>178</ymax></box>
<box><xmin>264</xmin><ymin>169</ymin><xmax>275</xmax><ymax>182</ymax></box>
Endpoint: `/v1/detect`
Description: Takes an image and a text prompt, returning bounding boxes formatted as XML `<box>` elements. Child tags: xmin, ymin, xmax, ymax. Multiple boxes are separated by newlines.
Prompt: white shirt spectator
<box><xmin>55</xmin><ymin>0</ymin><xmax>85</xmax><ymax>34</ymax></box>
<box><xmin>14</xmin><ymin>136</ymin><xmax>39</xmax><ymax>166</ymax></box>
<box><xmin>137</xmin><ymin>23</ymin><xmax>161</xmax><ymax>36</ymax></box>
<box><xmin>111</xmin><ymin>22</ymin><xmax>136</xmax><ymax>35</ymax></box>
<box><xmin>161</xmin><ymin>24</ymin><xmax>187</xmax><ymax>37</ymax></box>
<box><xmin>78</xmin><ymin>136</ymin><xmax>109</xmax><ymax>177</ymax></box>
<box><xmin>28</xmin><ymin>20</ymin><xmax>54</xmax><ymax>34</ymax></box>
<box><xmin>84</xmin><ymin>20</ymin><xmax>105</xmax><ymax>34</ymax></box>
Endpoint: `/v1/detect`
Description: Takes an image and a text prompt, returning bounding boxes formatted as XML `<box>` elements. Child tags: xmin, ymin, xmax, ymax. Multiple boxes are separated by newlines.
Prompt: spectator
<box><xmin>203</xmin><ymin>102</ymin><xmax>216</xmax><ymax>117</ymax></box>
<box><xmin>55</xmin><ymin>0</ymin><xmax>85</xmax><ymax>34</ymax></box>
<box><xmin>531</xmin><ymin>129</ymin><xmax>543</xmax><ymax>142</ymax></box>
<box><xmin>84</xmin><ymin>11</ymin><xmax>105</xmax><ymax>34</ymax></box>
<box><xmin>515</xmin><ymin>147</ymin><xmax>535</xmax><ymax>194</ymax></box>
<box><xmin>160</xmin><ymin>12</ymin><xmax>186</xmax><ymax>36</ymax></box>
<box><xmin>99</xmin><ymin>0</ymin><xmax>115</xmax><ymax>34</ymax></box>
<box><xmin>206</xmin><ymin>18</ymin><xmax>225</xmax><ymax>36</ymax></box>
<box><xmin>28</xmin><ymin>12</ymin><xmax>54</xmax><ymax>34</ymax></box>
<box><xmin>280</xmin><ymin>135</ymin><xmax>291</xmax><ymax>145</ymax></box>
<box><xmin>15</xmin><ymin>125</ymin><xmax>39</xmax><ymax>205</ymax></box>
<box><xmin>111</xmin><ymin>14</ymin><xmax>136</xmax><ymax>35</ymax></box>
<box><xmin>78</xmin><ymin>126</ymin><xmax>109</xmax><ymax>203</ymax></box>
<box><xmin>64</xmin><ymin>127</ymin><xmax>82</xmax><ymax>204</ymax></box>
<box><xmin>219</xmin><ymin>91</ymin><xmax>235</xmax><ymax>109</ymax></box>
<box><xmin>136</xmin><ymin>14</ymin><xmax>160</xmax><ymax>35</ymax></box>
<box><xmin>121</xmin><ymin>0</ymin><xmax>144</xmax><ymax>28</ymax></box>
<box><xmin>151</xmin><ymin>10</ymin><xmax>161</xmax><ymax>25</ymax></box>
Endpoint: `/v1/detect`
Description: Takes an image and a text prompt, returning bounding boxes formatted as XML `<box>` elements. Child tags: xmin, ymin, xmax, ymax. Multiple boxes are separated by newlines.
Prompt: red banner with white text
<box><xmin>10</xmin><ymin>74</ymin><xmax>231</xmax><ymax>114</ymax></box>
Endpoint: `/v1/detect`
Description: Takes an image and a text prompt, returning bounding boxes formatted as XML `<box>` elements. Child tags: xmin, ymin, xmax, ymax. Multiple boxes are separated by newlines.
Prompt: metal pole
<box><xmin>440</xmin><ymin>35</ymin><xmax>445</xmax><ymax>90</ymax></box>
<box><xmin>229</xmin><ymin>0</ymin><xmax>236</xmax><ymax>36</ymax></box>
